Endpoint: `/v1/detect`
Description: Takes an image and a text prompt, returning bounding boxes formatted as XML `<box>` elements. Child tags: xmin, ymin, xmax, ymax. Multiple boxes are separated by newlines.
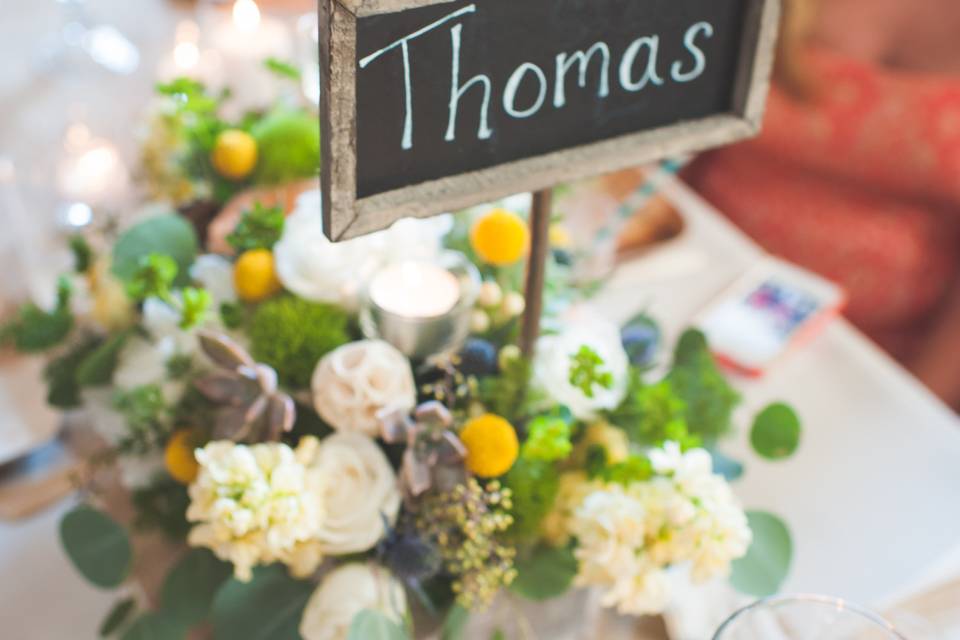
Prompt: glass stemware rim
<box><xmin>712</xmin><ymin>593</ymin><xmax>908</xmax><ymax>640</ymax></box>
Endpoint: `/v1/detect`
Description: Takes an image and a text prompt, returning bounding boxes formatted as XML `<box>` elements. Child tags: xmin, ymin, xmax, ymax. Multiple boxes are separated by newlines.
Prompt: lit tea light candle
<box><xmin>208</xmin><ymin>0</ymin><xmax>293</xmax><ymax>113</ymax></box>
<box><xmin>369</xmin><ymin>261</ymin><xmax>461</xmax><ymax>318</ymax></box>
<box><xmin>361</xmin><ymin>251</ymin><xmax>481</xmax><ymax>359</ymax></box>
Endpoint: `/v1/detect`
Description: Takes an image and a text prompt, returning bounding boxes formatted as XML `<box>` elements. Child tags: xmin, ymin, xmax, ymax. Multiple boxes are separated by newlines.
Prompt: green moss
<box><xmin>504</xmin><ymin>459</ymin><xmax>560</xmax><ymax>542</ymax></box>
<box><xmin>251</xmin><ymin>108</ymin><xmax>320</xmax><ymax>185</ymax></box>
<box><xmin>249</xmin><ymin>296</ymin><xmax>350</xmax><ymax>388</ymax></box>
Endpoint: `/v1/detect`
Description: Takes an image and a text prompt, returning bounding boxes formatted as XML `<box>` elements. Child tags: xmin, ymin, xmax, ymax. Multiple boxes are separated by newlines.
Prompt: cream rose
<box><xmin>310</xmin><ymin>432</ymin><xmax>401</xmax><ymax>554</ymax></box>
<box><xmin>311</xmin><ymin>340</ymin><xmax>416</xmax><ymax>437</ymax></box>
<box><xmin>299</xmin><ymin>564</ymin><xmax>407</xmax><ymax>640</ymax></box>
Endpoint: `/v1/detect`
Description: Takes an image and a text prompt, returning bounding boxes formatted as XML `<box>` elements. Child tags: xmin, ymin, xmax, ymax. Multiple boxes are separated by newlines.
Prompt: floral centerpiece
<box><xmin>1</xmin><ymin>75</ymin><xmax>800</xmax><ymax>639</ymax></box>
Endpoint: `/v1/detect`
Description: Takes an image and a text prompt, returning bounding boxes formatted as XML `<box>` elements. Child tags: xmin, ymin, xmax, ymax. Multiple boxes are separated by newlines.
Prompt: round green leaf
<box><xmin>161</xmin><ymin>549</ymin><xmax>232</xmax><ymax>628</ymax></box>
<box><xmin>100</xmin><ymin>598</ymin><xmax>137</xmax><ymax>637</ymax></box>
<box><xmin>60</xmin><ymin>505</ymin><xmax>132</xmax><ymax>588</ymax></box>
<box><xmin>510</xmin><ymin>547</ymin><xmax>578</xmax><ymax>601</ymax></box>
<box><xmin>730</xmin><ymin>511</ymin><xmax>793</xmax><ymax>597</ymax></box>
<box><xmin>750</xmin><ymin>403</ymin><xmax>801</xmax><ymax>460</ymax></box>
<box><xmin>710</xmin><ymin>449</ymin><xmax>744</xmax><ymax>482</ymax></box>
<box><xmin>121</xmin><ymin>613</ymin><xmax>187</xmax><ymax>640</ymax></box>
<box><xmin>111</xmin><ymin>214</ymin><xmax>198</xmax><ymax>286</ymax></box>
<box><xmin>347</xmin><ymin>610</ymin><xmax>409</xmax><ymax>640</ymax></box>
<box><xmin>211</xmin><ymin>565</ymin><xmax>314</xmax><ymax>640</ymax></box>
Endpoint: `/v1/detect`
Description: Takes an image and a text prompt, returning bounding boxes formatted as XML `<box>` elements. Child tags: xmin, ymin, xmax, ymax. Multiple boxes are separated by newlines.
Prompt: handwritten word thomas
<box><xmin>359</xmin><ymin>4</ymin><xmax>715</xmax><ymax>150</ymax></box>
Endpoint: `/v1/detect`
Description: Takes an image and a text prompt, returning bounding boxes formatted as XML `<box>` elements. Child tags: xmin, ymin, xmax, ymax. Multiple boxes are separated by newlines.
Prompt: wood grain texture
<box><xmin>339</xmin><ymin>0</ymin><xmax>458</xmax><ymax>17</ymax></box>
<box><xmin>520</xmin><ymin>190</ymin><xmax>553</xmax><ymax>356</ymax></box>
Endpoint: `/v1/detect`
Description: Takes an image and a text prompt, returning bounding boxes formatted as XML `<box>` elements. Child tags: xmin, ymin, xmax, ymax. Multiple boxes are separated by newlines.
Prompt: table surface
<box><xmin>3</xmin><ymin>1</ymin><xmax>960</xmax><ymax>638</ymax></box>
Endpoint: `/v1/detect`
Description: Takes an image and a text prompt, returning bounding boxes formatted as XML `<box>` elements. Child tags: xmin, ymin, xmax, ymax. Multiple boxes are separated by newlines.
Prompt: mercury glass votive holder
<box><xmin>360</xmin><ymin>250</ymin><xmax>481</xmax><ymax>361</ymax></box>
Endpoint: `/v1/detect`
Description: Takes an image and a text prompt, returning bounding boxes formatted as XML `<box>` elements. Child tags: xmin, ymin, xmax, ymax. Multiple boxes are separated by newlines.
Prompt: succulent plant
<box><xmin>192</xmin><ymin>330</ymin><xmax>295</xmax><ymax>443</ymax></box>
<box><xmin>380</xmin><ymin>401</ymin><xmax>467</xmax><ymax>499</ymax></box>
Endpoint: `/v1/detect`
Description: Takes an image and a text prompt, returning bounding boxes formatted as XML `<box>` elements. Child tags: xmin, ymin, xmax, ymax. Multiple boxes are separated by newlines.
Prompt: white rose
<box><xmin>532</xmin><ymin>308</ymin><xmax>629</xmax><ymax>420</ymax></box>
<box><xmin>310</xmin><ymin>432</ymin><xmax>401</xmax><ymax>554</ymax></box>
<box><xmin>274</xmin><ymin>190</ymin><xmax>449</xmax><ymax>310</ymax></box>
<box><xmin>299</xmin><ymin>564</ymin><xmax>407</xmax><ymax>640</ymax></box>
<box><xmin>311</xmin><ymin>340</ymin><xmax>416</xmax><ymax>437</ymax></box>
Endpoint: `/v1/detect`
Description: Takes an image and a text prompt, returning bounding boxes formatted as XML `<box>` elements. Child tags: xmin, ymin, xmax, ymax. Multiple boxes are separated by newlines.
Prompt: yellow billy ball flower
<box><xmin>165</xmin><ymin>429</ymin><xmax>202</xmax><ymax>485</ymax></box>
<box><xmin>234</xmin><ymin>249</ymin><xmax>282</xmax><ymax>302</ymax></box>
<box><xmin>459</xmin><ymin>414</ymin><xmax>520</xmax><ymax>478</ymax></box>
<box><xmin>470</xmin><ymin>209</ymin><xmax>530</xmax><ymax>266</ymax></box>
<box><xmin>211</xmin><ymin>129</ymin><xmax>258</xmax><ymax>180</ymax></box>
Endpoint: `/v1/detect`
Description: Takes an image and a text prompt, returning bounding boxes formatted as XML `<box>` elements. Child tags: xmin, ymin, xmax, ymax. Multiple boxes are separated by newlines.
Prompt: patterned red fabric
<box><xmin>686</xmin><ymin>48</ymin><xmax>960</xmax><ymax>358</ymax></box>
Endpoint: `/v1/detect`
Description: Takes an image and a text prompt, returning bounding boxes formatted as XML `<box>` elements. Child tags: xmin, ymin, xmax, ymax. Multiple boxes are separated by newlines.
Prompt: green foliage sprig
<box><xmin>226</xmin><ymin>203</ymin><xmax>285</xmax><ymax>253</ymax></box>
<box><xmin>126</xmin><ymin>254</ymin><xmax>178</xmax><ymax>302</ymax></box>
<box><xmin>0</xmin><ymin>277</ymin><xmax>74</xmax><ymax>352</ymax></box>
<box><xmin>520</xmin><ymin>415</ymin><xmax>572</xmax><ymax>463</ymax></box>
<box><xmin>568</xmin><ymin>345</ymin><xmax>613</xmax><ymax>399</ymax></box>
<box><xmin>667</xmin><ymin>329</ymin><xmax>741</xmax><ymax>445</ymax></box>
<box><xmin>504</xmin><ymin>459</ymin><xmax>560</xmax><ymax>541</ymax></box>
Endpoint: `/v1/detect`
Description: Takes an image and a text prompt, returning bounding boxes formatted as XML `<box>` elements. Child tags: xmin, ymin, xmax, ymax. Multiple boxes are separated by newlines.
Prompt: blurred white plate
<box><xmin>0</xmin><ymin>356</ymin><xmax>61</xmax><ymax>466</ymax></box>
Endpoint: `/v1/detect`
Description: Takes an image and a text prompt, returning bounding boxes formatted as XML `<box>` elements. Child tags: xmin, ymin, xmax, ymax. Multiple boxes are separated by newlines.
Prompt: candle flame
<box><xmin>232</xmin><ymin>0</ymin><xmax>261</xmax><ymax>32</ymax></box>
<box><xmin>173</xmin><ymin>42</ymin><xmax>200</xmax><ymax>70</ymax></box>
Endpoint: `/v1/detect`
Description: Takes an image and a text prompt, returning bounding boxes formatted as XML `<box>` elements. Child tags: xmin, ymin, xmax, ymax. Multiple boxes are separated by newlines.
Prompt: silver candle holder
<box><xmin>360</xmin><ymin>250</ymin><xmax>481</xmax><ymax>360</ymax></box>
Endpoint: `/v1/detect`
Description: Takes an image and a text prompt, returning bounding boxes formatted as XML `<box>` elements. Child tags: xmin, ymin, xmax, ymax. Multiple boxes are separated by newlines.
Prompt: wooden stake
<box><xmin>520</xmin><ymin>189</ymin><xmax>552</xmax><ymax>357</ymax></box>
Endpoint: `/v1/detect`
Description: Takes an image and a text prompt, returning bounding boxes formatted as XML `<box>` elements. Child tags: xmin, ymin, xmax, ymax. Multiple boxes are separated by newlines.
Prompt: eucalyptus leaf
<box><xmin>100</xmin><ymin>598</ymin><xmax>137</xmax><ymax>637</ymax></box>
<box><xmin>441</xmin><ymin>604</ymin><xmax>469</xmax><ymax>640</ymax></box>
<box><xmin>112</xmin><ymin>214</ymin><xmax>198</xmax><ymax>286</ymax></box>
<box><xmin>710</xmin><ymin>449</ymin><xmax>744</xmax><ymax>482</ymax></box>
<box><xmin>346</xmin><ymin>610</ymin><xmax>410</xmax><ymax>640</ymax></box>
<box><xmin>751</xmin><ymin>403</ymin><xmax>802</xmax><ymax>460</ymax></box>
<box><xmin>120</xmin><ymin>613</ymin><xmax>187</xmax><ymax>640</ymax></box>
<box><xmin>730</xmin><ymin>511</ymin><xmax>793</xmax><ymax>597</ymax></box>
<box><xmin>161</xmin><ymin>549</ymin><xmax>232</xmax><ymax>628</ymax></box>
<box><xmin>211</xmin><ymin>565</ymin><xmax>314</xmax><ymax>640</ymax></box>
<box><xmin>60</xmin><ymin>505</ymin><xmax>132</xmax><ymax>588</ymax></box>
<box><xmin>510</xmin><ymin>547</ymin><xmax>578</xmax><ymax>601</ymax></box>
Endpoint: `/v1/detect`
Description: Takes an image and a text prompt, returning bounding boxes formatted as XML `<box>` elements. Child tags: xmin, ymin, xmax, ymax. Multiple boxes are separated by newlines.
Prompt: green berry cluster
<box><xmin>418</xmin><ymin>479</ymin><xmax>518</xmax><ymax>610</ymax></box>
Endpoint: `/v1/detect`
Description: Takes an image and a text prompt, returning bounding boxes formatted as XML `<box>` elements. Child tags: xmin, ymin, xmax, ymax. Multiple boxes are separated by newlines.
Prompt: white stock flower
<box><xmin>274</xmin><ymin>190</ymin><xmax>449</xmax><ymax>310</ymax></box>
<box><xmin>532</xmin><ymin>308</ymin><xmax>629</xmax><ymax>420</ymax></box>
<box><xmin>308</xmin><ymin>432</ymin><xmax>401</xmax><ymax>554</ymax></box>
<box><xmin>569</xmin><ymin>442</ymin><xmax>751</xmax><ymax>615</ymax></box>
<box><xmin>299</xmin><ymin>564</ymin><xmax>407</xmax><ymax>640</ymax></box>
<box><xmin>187</xmin><ymin>438</ymin><xmax>327</xmax><ymax>581</ymax></box>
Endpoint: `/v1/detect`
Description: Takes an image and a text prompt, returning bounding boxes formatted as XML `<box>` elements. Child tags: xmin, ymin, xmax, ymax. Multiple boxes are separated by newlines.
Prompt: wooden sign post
<box><xmin>320</xmin><ymin>0</ymin><xmax>780</xmax><ymax>350</ymax></box>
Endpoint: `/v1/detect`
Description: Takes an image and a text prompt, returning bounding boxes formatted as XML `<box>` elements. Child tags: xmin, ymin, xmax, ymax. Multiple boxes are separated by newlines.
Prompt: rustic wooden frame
<box><xmin>321</xmin><ymin>0</ymin><xmax>781</xmax><ymax>240</ymax></box>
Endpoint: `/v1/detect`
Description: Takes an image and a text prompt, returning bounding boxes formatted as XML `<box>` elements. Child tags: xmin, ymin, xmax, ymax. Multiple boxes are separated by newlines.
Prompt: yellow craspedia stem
<box><xmin>470</xmin><ymin>209</ymin><xmax>530</xmax><ymax>266</ymax></box>
<box><xmin>234</xmin><ymin>249</ymin><xmax>282</xmax><ymax>302</ymax></box>
<box><xmin>459</xmin><ymin>414</ymin><xmax>520</xmax><ymax>478</ymax></box>
<box><xmin>211</xmin><ymin>129</ymin><xmax>258</xmax><ymax>180</ymax></box>
<box><xmin>165</xmin><ymin>430</ymin><xmax>202</xmax><ymax>485</ymax></box>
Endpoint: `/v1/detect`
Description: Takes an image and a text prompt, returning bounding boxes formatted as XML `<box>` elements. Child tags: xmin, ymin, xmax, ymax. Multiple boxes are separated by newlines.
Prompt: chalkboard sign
<box><xmin>321</xmin><ymin>0</ymin><xmax>779</xmax><ymax>240</ymax></box>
